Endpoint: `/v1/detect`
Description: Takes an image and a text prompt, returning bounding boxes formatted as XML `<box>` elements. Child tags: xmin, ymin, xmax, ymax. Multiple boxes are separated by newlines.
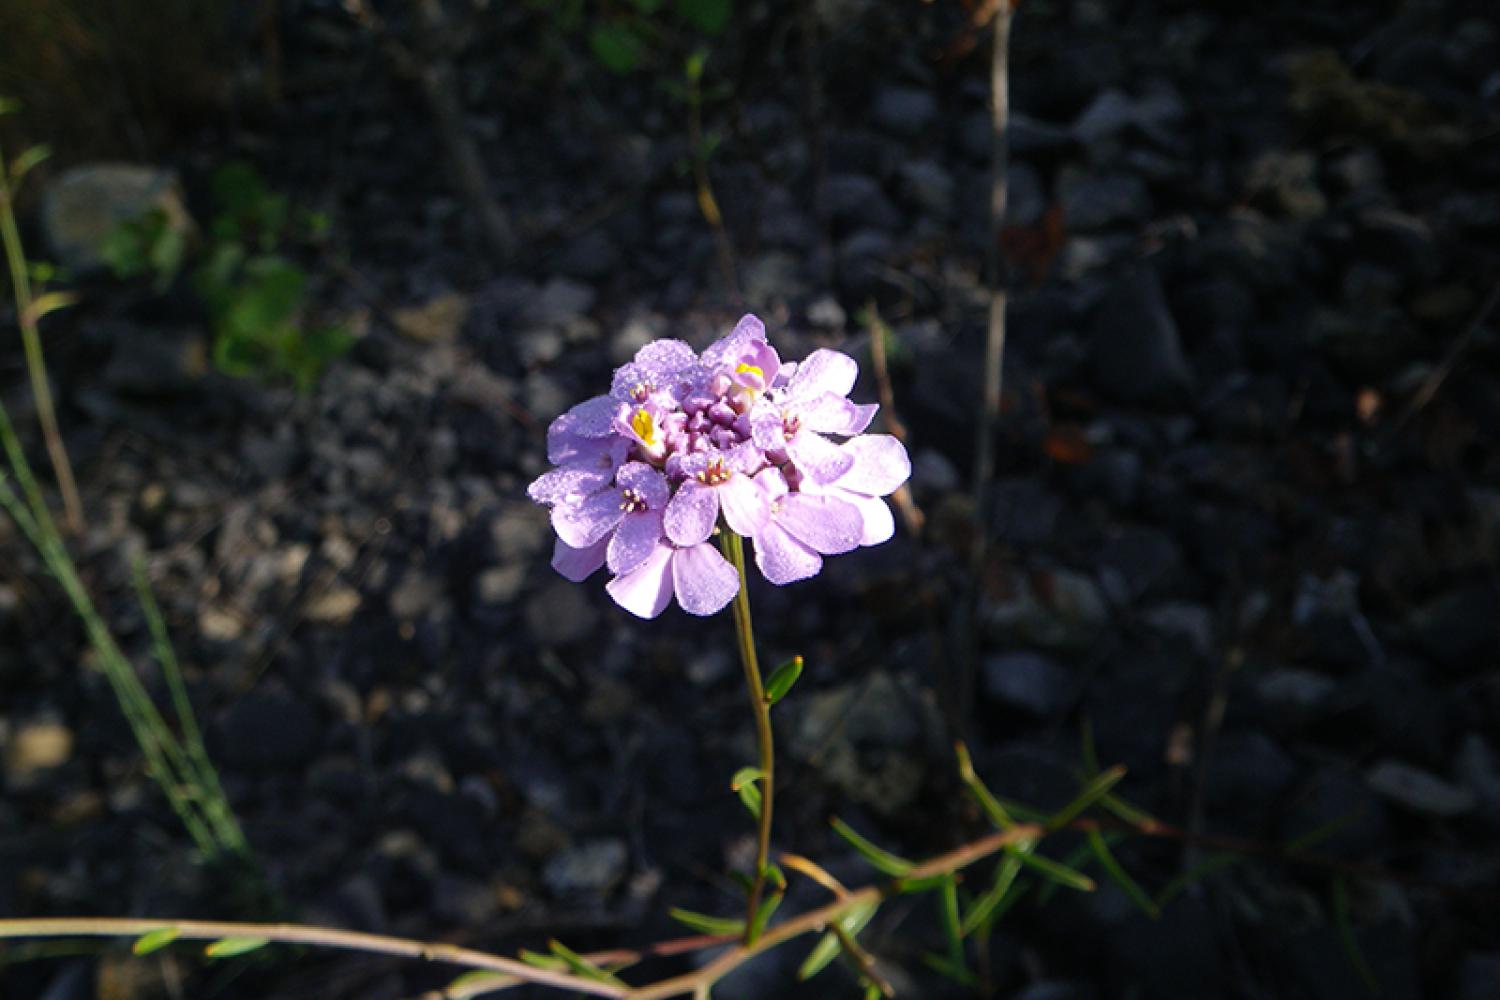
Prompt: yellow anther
<box><xmin>630</xmin><ymin>408</ymin><xmax>657</xmax><ymax>446</ymax></box>
<box><xmin>735</xmin><ymin>363</ymin><xmax>765</xmax><ymax>381</ymax></box>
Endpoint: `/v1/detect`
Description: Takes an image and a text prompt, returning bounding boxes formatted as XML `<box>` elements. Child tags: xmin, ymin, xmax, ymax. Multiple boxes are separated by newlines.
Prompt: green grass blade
<box><xmin>830</xmin><ymin>818</ymin><xmax>913</xmax><ymax>876</ymax></box>
<box><xmin>1085</xmin><ymin>828</ymin><xmax>1159</xmax><ymax>918</ymax></box>
<box><xmin>797</xmin><ymin>901</ymin><xmax>878</xmax><ymax>981</ymax></box>
<box><xmin>1011</xmin><ymin>846</ymin><xmax>1095</xmax><ymax>892</ymax></box>
<box><xmin>960</xmin><ymin>852</ymin><xmax>1025</xmax><ymax>936</ymax></box>
<box><xmin>1047</xmin><ymin>765</ymin><xmax>1127</xmax><ymax>831</ymax></box>
<box><xmin>668</xmin><ymin>908</ymin><xmax>744</xmax><ymax>936</ymax></box>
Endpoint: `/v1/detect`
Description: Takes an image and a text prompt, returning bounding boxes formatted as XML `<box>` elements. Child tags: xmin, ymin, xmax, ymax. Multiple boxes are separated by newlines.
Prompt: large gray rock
<box><xmin>42</xmin><ymin>164</ymin><xmax>190</xmax><ymax>273</ymax></box>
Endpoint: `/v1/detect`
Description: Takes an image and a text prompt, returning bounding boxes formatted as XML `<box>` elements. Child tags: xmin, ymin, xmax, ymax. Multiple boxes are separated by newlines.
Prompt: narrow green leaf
<box><xmin>863</xmin><ymin>983</ymin><xmax>882</xmax><ymax>1000</ymax></box>
<box><xmin>548</xmin><ymin>938</ymin><xmax>627</xmax><ymax>986</ymax></box>
<box><xmin>1332</xmin><ymin>878</ymin><xmax>1382</xmax><ymax>996</ymax></box>
<box><xmin>1100</xmin><ymin>792</ymin><xmax>1155</xmax><ymax>828</ymax></box>
<box><xmin>519</xmin><ymin>949</ymin><xmax>567</xmax><ymax>970</ymax></box>
<box><xmin>1047</xmin><ymin>765</ymin><xmax>1127</xmax><ymax>831</ymax></box>
<box><xmin>204</xmin><ymin>937</ymin><xmax>269</xmax><ymax>959</ymax></box>
<box><xmin>1011</xmin><ymin>846</ymin><xmax>1095</xmax><ymax>892</ymax></box>
<box><xmin>1035</xmin><ymin>838</ymin><xmax>1100</xmax><ymax>906</ymax></box>
<box><xmin>1086</xmin><ymin>828</ymin><xmax>1159</xmax><ymax>918</ymax></box>
<box><xmin>25</xmin><ymin>290</ymin><xmax>78</xmax><ymax>326</ymax></box>
<box><xmin>749</xmin><ymin>892</ymin><xmax>782</xmax><ymax>942</ymax></box>
<box><xmin>797</xmin><ymin>901</ymin><xmax>878</xmax><ymax>981</ymax></box>
<box><xmin>830</xmin><ymin>817</ymin><xmax>912</xmax><ymax>876</ymax></box>
<box><xmin>798</xmin><ymin>933</ymin><xmax>840</xmax><ymax>982</ymax></box>
<box><xmin>961</xmin><ymin>851</ymin><xmax>1028</xmax><ymax>936</ymax></box>
<box><xmin>938</xmin><ymin>875</ymin><xmax>964</xmax><ymax>969</ymax></box>
<box><xmin>895</xmin><ymin>873</ymin><xmax>953</xmax><ymax>894</ymax></box>
<box><xmin>131</xmin><ymin>928</ymin><xmax>181</xmax><ymax>955</ymax></box>
<box><xmin>9</xmin><ymin>144</ymin><xmax>51</xmax><ymax>187</ymax></box>
<box><xmin>738</xmin><ymin>780</ymin><xmax>762</xmax><ymax>821</ymax></box>
<box><xmin>729</xmin><ymin>767</ymin><xmax>765</xmax><ymax>791</ymax></box>
<box><xmin>955</xmin><ymin>741</ymin><xmax>1016</xmax><ymax>831</ymax></box>
<box><xmin>764</xmin><ymin>656</ymin><xmax>803</xmax><ymax>705</ymax></box>
<box><xmin>443</xmin><ymin>970</ymin><xmax>518</xmax><ymax>991</ymax></box>
<box><xmin>668</xmin><ymin>907</ymin><xmax>744</xmax><ymax>936</ymax></box>
<box><xmin>764</xmin><ymin>862</ymin><xmax>786</xmax><ymax>891</ymax></box>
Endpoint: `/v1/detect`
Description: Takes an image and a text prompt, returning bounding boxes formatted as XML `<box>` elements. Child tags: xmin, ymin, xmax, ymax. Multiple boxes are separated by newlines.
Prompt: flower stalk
<box><xmin>0</xmin><ymin>135</ymin><xmax>83</xmax><ymax>534</ymax></box>
<box><xmin>719</xmin><ymin>528</ymin><xmax>774</xmax><ymax>945</ymax></box>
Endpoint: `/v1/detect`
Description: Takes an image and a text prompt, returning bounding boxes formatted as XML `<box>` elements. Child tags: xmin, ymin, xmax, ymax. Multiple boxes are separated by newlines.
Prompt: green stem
<box><xmin>0</xmin><ymin>139</ymin><xmax>83</xmax><ymax>534</ymax></box>
<box><xmin>718</xmin><ymin>529</ymin><xmax>773</xmax><ymax>945</ymax></box>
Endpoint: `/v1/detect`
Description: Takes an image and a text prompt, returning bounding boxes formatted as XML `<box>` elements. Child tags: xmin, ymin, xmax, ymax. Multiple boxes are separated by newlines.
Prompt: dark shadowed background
<box><xmin>2</xmin><ymin>1</ymin><xmax>1499</xmax><ymax>998</ymax></box>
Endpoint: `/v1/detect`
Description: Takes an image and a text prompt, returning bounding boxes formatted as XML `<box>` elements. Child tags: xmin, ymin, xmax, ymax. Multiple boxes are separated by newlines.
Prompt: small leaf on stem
<box><xmin>131</xmin><ymin>927</ymin><xmax>181</xmax><ymax>955</ymax></box>
<box><xmin>797</xmin><ymin>901</ymin><xmax>878</xmax><ymax>981</ymax></box>
<box><xmin>830</xmin><ymin>817</ymin><xmax>913</xmax><ymax>876</ymax></box>
<box><xmin>764</xmin><ymin>656</ymin><xmax>803</xmax><ymax>705</ymax></box>
<box><xmin>1011</xmin><ymin>846</ymin><xmax>1096</xmax><ymax>892</ymax></box>
<box><xmin>204</xmin><ymin>937</ymin><xmax>269</xmax><ymax>959</ymax></box>
<box><xmin>668</xmin><ymin>908</ymin><xmax>745</xmax><ymax>936</ymax></box>
<box><xmin>749</xmin><ymin>892</ymin><xmax>782</xmax><ymax>942</ymax></box>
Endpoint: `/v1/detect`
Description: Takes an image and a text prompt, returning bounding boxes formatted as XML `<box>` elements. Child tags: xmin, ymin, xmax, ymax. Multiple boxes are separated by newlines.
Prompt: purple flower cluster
<box><xmin>528</xmin><ymin>315</ymin><xmax>911</xmax><ymax>618</ymax></box>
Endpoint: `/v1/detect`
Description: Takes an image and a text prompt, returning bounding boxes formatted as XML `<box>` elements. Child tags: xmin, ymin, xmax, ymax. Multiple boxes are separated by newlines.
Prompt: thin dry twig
<box><xmin>0</xmin><ymin>826</ymin><xmax>1046</xmax><ymax>1000</ymax></box>
<box><xmin>831</xmin><ymin>922</ymin><xmax>895</xmax><ymax>998</ymax></box>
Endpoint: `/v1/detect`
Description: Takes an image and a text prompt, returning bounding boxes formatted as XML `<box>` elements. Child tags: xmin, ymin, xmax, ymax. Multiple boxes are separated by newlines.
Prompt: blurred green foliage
<box><xmin>104</xmin><ymin>162</ymin><xmax>350</xmax><ymax>392</ymax></box>
<box><xmin>533</xmin><ymin>0</ymin><xmax>733</xmax><ymax>76</ymax></box>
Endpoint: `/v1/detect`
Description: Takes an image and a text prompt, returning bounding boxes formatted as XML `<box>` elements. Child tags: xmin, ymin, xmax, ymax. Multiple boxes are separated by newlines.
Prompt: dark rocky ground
<box><xmin>3</xmin><ymin>1</ymin><xmax>1500</xmax><ymax>997</ymax></box>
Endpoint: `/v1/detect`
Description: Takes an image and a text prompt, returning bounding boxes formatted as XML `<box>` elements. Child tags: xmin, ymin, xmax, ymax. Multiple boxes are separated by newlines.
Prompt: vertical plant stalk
<box><xmin>719</xmin><ymin>529</ymin><xmax>773</xmax><ymax>944</ymax></box>
<box><xmin>974</xmin><ymin>0</ymin><xmax>1013</xmax><ymax>506</ymax></box>
<box><xmin>0</xmin><ymin>142</ymin><xmax>84</xmax><ymax>535</ymax></box>
<box><xmin>961</xmin><ymin>0</ymin><xmax>1016</xmax><ymax>744</ymax></box>
<box><xmin>0</xmin><ymin>200</ymin><xmax>247</xmax><ymax>858</ymax></box>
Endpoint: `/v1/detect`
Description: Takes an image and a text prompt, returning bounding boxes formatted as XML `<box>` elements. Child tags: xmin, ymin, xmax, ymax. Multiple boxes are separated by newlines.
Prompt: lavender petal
<box><xmin>670</xmin><ymin>542</ymin><xmax>740</xmax><ymax>615</ymax></box>
<box><xmin>608</xmin><ymin>509</ymin><xmax>665</xmax><ymax>576</ymax></box>
<box><xmin>663</xmin><ymin>479</ymin><xmax>720</xmax><ymax>546</ymax></box>
<box><xmin>527</xmin><ymin>464</ymin><xmax>612</xmax><ymax>506</ymax></box>
<box><xmin>551</xmin><ymin>489</ymin><xmax>625</xmax><ymax>548</ymax></box>
<box><xmin>749</xmin><ymin>403</ymin><xmax>787</xmax><ymax>452</ymax></box>
<box><xmin>794</xmin><ymin>392</ymin><xmax>862</xmax><ymax>435</ymax></box>
<box><xmin>752</xmin><ymin>521</ymin><xmax>823</xmax><ymax>585</ymax></box>
<box><xmin>752</xmin><ymin>467</ymin><xmax>790</xmax><ymax>500</ymax></box>
<box><xmin>775</xmin><ymin>493</ymin><xmax>863</xmax><ymax>554</ymax></box>
<box><xmin>616</xmin><ymin>461</ymin><xmax>671</xmax><ymax>509</ymax></box>
<box><xmin>605</xmin><ymin>542</ymin><xmax>675</xmax><ymax>619</ymax></box>
<box><xmin>719</xmin><ymin>473</ymin><xmax>770</xmax><ymax>537</ymax></box>
<box><xmin>551</xmin><ymin>537</ymin><xmax>608</xmax><ymax>582</ymax></box>
<box><xmin>786</xmin><ymin>348</ymin><xmax>857</xmax><ymax>400</ymax></box>
<box><xmin>787</xmin><ymin>428</ymin><xmax>856</xmax><ymax>484</ymax></box>
<box><xmin>560</xmin><ymin>395</ymin><xmax>620</xmax><ymax>437</ymax></box>
<box><xmin>834</xmin><ymin>434</ymin><xmax>912</xmax><ymax>496</ymax></box>
<box><xmin>843</xmin><ymin>490</ymin><xmax>896</xmax><ymax>546</ymax></box>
